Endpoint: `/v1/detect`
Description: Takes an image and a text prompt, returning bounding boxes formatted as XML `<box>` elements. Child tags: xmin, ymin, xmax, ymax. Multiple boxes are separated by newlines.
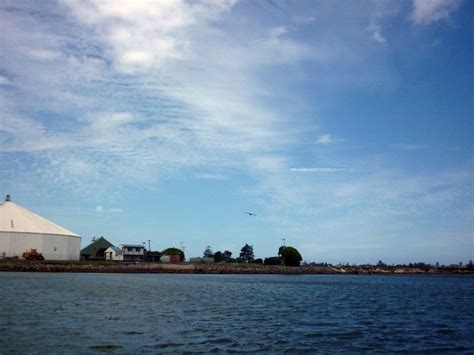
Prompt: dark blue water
<box><xmin>0</xmin><ymin>273</ymin><xmax>472</xmax><ymax>353</ymax></box>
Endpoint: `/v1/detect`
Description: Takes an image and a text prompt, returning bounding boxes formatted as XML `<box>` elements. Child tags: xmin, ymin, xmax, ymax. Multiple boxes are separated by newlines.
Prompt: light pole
<box><xmin>180</xmin><ymin>242</ymin><xmax>185</xmax><ymax>262</ymax></box>
<box><xmin>281</xmin><ymin>238</ymin><xmax>286</xmax><ymax>266</ymax></box>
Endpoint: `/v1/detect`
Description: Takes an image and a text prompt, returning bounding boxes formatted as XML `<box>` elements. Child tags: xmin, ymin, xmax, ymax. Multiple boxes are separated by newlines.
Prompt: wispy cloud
<box><xmin>195</xmin><ymin>173</ymin><xmax>228</xmax><ymax>180</ymax></box>
<box><xmin>0</xmin><ymin>74</ymin><xmax>10</xmax><ymax>85</ymax></box>
<box><xmin>96</xmin><ymin>206</ymin><xmax>123</xmax><ymax>214</ymax></box>
<box><xmin>368</xmin><ymin>25</ymin><xmax>386</xmax><ymax>44</ymax></box>
<box><xmin>395</xmin><ymin>143</ymin><xmax>429</xmax><ymax>151</ymax></box>
<box><xmin>315</xmin><ymin>134</ymin><xmax>343</xmax><ymax>145</ymax></box>
<box><xmin>411</xmin><ymin>0</ymin><xmax>462</xmax><ymax>25</ymax></box>
<box><xmin>290</xmin><ymin>167</ymin><xmax>353</xmax><ymax>173</ymax></box>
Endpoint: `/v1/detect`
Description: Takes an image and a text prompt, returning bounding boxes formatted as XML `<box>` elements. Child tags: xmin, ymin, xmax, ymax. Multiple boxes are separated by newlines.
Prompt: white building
<box><xmin>104</xmin><ymin>246</ymin><xmax>123</xmax><ymax>261</ymax></box>
<box><xmin>105</xmin><ymin>244</ymin><xmax>144</xmax><ymax>262</ymax></box>
<box><xmin>0</xmin><ymin>195</ymin><xmax>81</xmax><ymax>260</ymax></box>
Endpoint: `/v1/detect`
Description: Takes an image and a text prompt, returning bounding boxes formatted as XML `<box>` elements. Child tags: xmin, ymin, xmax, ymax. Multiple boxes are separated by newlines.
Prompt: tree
<box><xmin>223</xmin><ymin>250</ymin><xmax>232</xmax><ymax>261</ymax></box>
<box><xmin>203</xmin><ymin>245</ymin><xmax>213</xmax><ymax>258</ymax></box>
<box><xmin>214</xmin><ymin>250</ymin><xmax>233</xmax><ymax>263</ymax></box>
<box><xmin>239</xmin><ymin>243</ymin><xmax>254</xmax><ymax>263</ymax></box>
<box><xmin>162</xmin><ymin>247</ymin><xmax>185</xmax><ymax>262</ymax></box>
<box><xmin>278</xmin><ymin>246</ymin><xmax>302</xmax><ymax>267</ymax></box>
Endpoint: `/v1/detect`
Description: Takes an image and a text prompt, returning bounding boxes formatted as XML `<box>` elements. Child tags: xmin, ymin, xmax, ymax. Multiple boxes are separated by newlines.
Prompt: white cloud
<box><xmin>96</xmin><ymin>206</ymin><xmax>122</xmax><ymax>214</ymax></box>
<box><xmin>316</xmin><ymin>134</ymin><xmax>334</xmax><ymax>145</ymax></box>
<box><xmin>195</xmin><ymin>173</ymin><xmax>228</xmax><ymax>180</ymax></box>
<box><xmin>371</xmin><ymin>28</ymin><xmax>386</xmax><ymax>44</ymax></box>
<box><xmin>61</xmin><ymin>0</ymin><xmax>237</xmax><ymax>73</ymax></box>
<box><xmin>27</xmin><ymin>48</ymin><xmax>61</xmax><ymax>61</ymax></box>
<box><xmin>411</xmin><ymin>0</ymin><xmax>462</xmax><ymax>25</ymax></box>
<box><xmin>0</xmin><ymin>74</ymin><xmax>10</xmax><ymax>85</ymax></box>
<box><xmin>290</xmin><ymin>167</ymin><xmax>352</xmax><ymax>173</ymax></box>
<box><xmin>269</xmin><ymin>26</ymin><xmax>288</xmax><ymax>38</ymax></box>
<box><xmin>371</xmin><ymin>31</ymin><xmax>386</xmax><ymax>44</ymax></box>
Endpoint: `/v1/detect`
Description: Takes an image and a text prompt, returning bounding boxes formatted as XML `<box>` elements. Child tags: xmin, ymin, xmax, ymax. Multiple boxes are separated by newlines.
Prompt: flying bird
<box><xmin>245</xmin><ymin>211</ymin><xmax>257</xmax><ymax>216</ymax></box>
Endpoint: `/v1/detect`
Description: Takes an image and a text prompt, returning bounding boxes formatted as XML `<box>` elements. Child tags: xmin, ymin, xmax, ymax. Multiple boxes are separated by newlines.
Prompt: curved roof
<box><xmin>0</xmin><ymin>199</ymin><xmax>79</xmax><ymax>237</ymax></box>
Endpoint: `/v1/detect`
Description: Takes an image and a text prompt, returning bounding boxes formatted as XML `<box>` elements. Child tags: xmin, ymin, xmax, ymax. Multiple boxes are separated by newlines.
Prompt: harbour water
<box><xmin>0</xmin><ymin>273</ymin><xmax>472</xmax><ymax>353</ymax></box>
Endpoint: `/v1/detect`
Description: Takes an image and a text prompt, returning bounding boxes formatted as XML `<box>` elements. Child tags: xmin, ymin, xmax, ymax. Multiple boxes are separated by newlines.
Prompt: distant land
<box><xmin>0</xmin><ymin>260</ymin><xmax>472</xmax><ymax>275</ymax></box>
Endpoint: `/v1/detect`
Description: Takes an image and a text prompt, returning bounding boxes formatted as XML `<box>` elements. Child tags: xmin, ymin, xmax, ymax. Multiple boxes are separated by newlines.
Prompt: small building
<box><xmin>161</xmin><ymin>255</ymin><xmax>181</xmax><ymax>264</ymax></box>
<box><xmin>105</xmin><ymin>244</ymin><xmax>144</xmax><ymax>262</ymax></box>
<box><xmin>104</xmin><ymin>246</ymin><xmax>123</xmax><ymax>261</ymax></box>
<box><xmin>145</xmin><ymin>251</ymin><xmax>161</xmax><ymax>262</ymax></box>
<box><xmin>80</xmin><ymin>236</ymin><xmax>114</xmax><ymax>260</ymax></box>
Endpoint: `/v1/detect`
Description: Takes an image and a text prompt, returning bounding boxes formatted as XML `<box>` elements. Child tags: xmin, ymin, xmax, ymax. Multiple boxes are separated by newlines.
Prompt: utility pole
<box><xmin>282</xmin><ymin>238</ymin><xmax>286</xmax><ymax>247</ymax></box>
<box><xmin>148</xmin><ymin>239</ymin><xmax>151</xmax><ymax>252</ymax></box>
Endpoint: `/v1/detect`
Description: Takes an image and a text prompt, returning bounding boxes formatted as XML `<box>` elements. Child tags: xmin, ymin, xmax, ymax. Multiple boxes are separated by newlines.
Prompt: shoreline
<box><xmin>0</xmin><ymin>261</ymin><xmax>472</xmax><ymax>275</ymax></box>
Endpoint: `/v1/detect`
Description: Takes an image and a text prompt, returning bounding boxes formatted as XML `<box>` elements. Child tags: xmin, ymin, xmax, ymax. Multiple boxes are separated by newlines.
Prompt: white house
<box><xmin>105</xmin><ymin>244</ymin><xmax>144</xmax><ymax>262</ymax></box>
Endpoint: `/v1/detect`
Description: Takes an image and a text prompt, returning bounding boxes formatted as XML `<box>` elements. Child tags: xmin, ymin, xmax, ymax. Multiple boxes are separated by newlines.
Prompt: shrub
<box><xmin>278</xmin><ymin>246</ymin><xmax>302</xmax><ymax>267</ymax></box>
<box><xmin>23</xmin><ymin>250</ymin><xmax>45</xmax><ymax>260</ymax></box>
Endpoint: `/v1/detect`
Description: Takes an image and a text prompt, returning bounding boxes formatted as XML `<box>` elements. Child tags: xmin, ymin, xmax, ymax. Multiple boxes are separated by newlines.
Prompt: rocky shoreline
<box><xmin>0</xmin><ymin>261</ymin><xmax>472</xmax><ymax>275</ymax></box>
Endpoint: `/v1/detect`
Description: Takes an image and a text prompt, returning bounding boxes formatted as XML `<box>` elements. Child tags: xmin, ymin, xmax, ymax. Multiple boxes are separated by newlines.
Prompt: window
<box><xmin>135</xmin><ymin>248</ymin><xmax>141</xmax><ymax>252</ymax></box>
<box><xmin>127</xmin><ymin>248</ymin><xmax>132</xmax><ymax>252</ymax></box>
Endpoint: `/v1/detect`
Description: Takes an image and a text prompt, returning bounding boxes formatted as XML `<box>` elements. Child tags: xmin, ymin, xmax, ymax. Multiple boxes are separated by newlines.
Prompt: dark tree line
<box><xmin>202</xmin><ymin>243</ymin><xmax>303</xmax><ymax>266</ymax></box>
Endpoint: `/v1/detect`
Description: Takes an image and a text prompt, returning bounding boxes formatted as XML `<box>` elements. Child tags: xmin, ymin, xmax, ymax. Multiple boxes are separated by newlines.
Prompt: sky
<box><xmin>0</xmin><ymin>0</ymin><xmax>472</xmax><ymax>265</ymax></box>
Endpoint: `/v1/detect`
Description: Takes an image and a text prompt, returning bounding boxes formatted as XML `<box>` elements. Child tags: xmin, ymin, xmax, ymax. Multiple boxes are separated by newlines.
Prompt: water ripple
<box><xmin>0</xmin><ymin>273</ymin><xmax>472</xmax><ymax>353</ymax></box>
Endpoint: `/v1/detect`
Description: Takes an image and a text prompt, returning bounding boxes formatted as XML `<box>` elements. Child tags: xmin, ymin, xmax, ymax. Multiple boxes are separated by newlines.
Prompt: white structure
<box><xmin>0</xmin><ymin>195</ymin><xmax>81</xmax><ymax>260</ymax></box>
<box><xmin>105</xmin><ymin>244</ymin><xmax>144</xmax><ymax>262</ymax></box>
<box><xmin>104</xmin><ymin>246</ymin><xmax>123</xmax><ymax>261</ymax></box>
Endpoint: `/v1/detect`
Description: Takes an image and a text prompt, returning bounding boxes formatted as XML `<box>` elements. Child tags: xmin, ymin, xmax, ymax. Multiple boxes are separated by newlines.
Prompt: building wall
<box><xmin>104</xmin><ymin>248</ymin><xmax>123</xmax><ymax>261</ymax></box>
<box><xmin>0</xmin><ymin>232</ymin><xmax>81</xmax><ymax>260</ymax></box>
<box><xmin>161</xmin><ymin>255</ymin><xmax>181</xmax><ymax>263</ymax></box>
<box><xmin>121</xmin><ymin>247</ymin><xmax>144</xmax><ymax>255</ymax></box>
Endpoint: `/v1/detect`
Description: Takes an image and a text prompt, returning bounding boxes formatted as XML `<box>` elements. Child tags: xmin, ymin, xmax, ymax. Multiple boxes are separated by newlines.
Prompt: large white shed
<box><xmin>0</xmin><ymin>195</ymin><xmax>81</xmax><ymax>260</ymax></box>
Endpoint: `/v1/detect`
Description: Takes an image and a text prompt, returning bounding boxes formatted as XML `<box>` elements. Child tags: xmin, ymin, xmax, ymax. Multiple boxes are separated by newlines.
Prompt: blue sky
<box><xmin>0</xmin><ymin>0</ymin><xmax>472</xmax><ymax>264</ymax></box>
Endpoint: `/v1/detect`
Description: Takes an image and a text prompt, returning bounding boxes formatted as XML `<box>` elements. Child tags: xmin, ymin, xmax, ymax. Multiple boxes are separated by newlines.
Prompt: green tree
<box><xmin>239</xmin><ymin>243</ymin><xmax>254</xmax><ymax>263</ymax></box>
<box><xmin>162</xmin><ymin>247</ymin><xmax>185</xmax><ymax>262</ymax></box>
<box><xmin>214</xmin><ymin>250</ymin><xmax>233</xmax><ymax>262</ymax></box>
<box><xmin>223</xmin><ymin>250</ymin><xmax>232</xmax><ymax>261</ymax></box>
<box><xmin>203</xmin><ymin>245</ymin><xmax>213</xmax><ymax>258</ymax></box>
<box><xmin>278</xmin><ymin>246</ymin><xmax>302</xmax><ymax>267</ymax></box>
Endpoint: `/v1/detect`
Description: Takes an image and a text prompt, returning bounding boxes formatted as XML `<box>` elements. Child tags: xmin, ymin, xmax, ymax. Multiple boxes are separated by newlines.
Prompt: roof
<box><xmin>81</xmin><ymin>237</ymin><xmax>114</xmax><ymax>255</ymax></box>
<box><xmin>105</xmin><ymin>246</ymin><xmax>121</xmax><ymax>252</ymax></box>
<box><xmin>121</xmin><ymin>244</ymin><xmax>145</xmax><ymax>248</ymax></box>
<box><xmin>0</xmin><ymin>198</ymin><xmax>79</xmax><ymax>237</ymax></box>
